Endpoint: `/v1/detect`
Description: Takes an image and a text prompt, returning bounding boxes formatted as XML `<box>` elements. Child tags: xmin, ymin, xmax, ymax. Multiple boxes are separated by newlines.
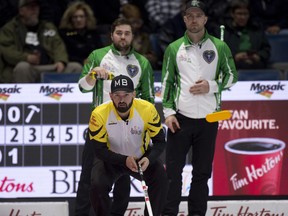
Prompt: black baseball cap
<box><xmin>185</xmin><ymin>0</ymin><xmax>207</xmax><ymax>14</ymax></box>
<box><xmin>111</xmin><ymin>75</ymin><xmax>134</xmax><ymax>93</ymax></box>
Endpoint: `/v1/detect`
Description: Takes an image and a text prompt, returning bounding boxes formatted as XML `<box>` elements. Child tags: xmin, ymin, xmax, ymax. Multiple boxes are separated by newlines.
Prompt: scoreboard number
<box><xmin>0</xmin><ymin>147</ymin><xmax>19</xmax><ymax>166</ymax></box>
<box><xmin>7</xmin><ymin>106</ymin><xmax>21</xmax><ymax>123</ymax></box>
<box><xmin>60</xmin><ymin>126</ymin><xmax>78</xmax><ymax>144</ymax></box>
<box><xmin>42</xmin><ymin>126</ymin><xmax>60</xmax><ymax>144</ymax></box>
<box><xmin>24</xmin><ymin>126</ymin><xmax>41</xmax><ymax>143</ymax></box>
<box><xmin>5</xmin><ymin>126</ymin><xmax>24</xmax><ymax>144</ymax></box>
<box><xmin>8</xmin><ymin>147</ymin><xmax>18</xmax><ymax>164</ymax></box>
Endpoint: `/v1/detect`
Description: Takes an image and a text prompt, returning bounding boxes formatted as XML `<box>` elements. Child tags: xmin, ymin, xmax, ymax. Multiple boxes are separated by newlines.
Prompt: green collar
<box><xmin>183</xmin><ymin>30</ymin><xmax>209</xmax><ymax>47</ymax></box>
<box><xmin>110</xmin><ymin>44</ymin><xmax>134</xmax><ymax>57</ymax></box>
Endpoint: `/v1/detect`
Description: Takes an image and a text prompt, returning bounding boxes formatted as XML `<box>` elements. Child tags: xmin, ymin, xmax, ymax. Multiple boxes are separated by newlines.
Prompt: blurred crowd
<box><xmin>1</xmin><ymin>0</ymin><xmax>288</xmax><ymax>83</ymax></box>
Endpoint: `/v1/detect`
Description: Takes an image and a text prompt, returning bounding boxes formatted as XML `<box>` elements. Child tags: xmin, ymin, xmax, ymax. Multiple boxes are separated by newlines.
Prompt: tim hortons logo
<box><xmin>0</xmin><ymin>176</ymin><xmax>33</xmax><ymax>192</ymax></box>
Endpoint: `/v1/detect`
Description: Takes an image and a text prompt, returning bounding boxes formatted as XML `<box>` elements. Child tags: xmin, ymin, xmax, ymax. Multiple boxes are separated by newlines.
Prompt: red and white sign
<box><xmin>125</xmin><ymin>200</ymin><xmax>288</xmax><ymax>216</ymax></box>
<box><xmin>0</xmin><ymin>202</ymin><xmax>69</xmax><ymax>216</ymax></box>
<box><xmin>213</xmin><ymin>81</ymin><xmax>288</xmax><ymax>196</ymax></box>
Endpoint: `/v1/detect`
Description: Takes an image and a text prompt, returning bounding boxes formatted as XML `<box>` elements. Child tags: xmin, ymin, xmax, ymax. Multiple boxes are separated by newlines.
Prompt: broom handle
<box><xmin>217</xmin><ymin>25</ymin><xmax>225</xmax><ymax>111</ymax></box>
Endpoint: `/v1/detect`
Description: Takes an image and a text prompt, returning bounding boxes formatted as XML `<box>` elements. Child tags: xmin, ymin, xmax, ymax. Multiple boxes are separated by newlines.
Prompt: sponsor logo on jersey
<box><xmin>130</xmin><ymin>126</ymin><xmax>142</xmax><ymax>135</ymax></box>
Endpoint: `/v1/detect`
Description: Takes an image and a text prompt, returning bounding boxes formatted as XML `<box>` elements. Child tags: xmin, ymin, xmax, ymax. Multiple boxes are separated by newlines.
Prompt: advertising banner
<box><xmin>0</xmin><ymin>202</ymin><xmax>69</xmax><ymax>216</ymax></box>
<box><xmin>126</xmin><ymin>200</ymin><xmax>288</xmax><ymax>216</ymax></box>
<box><xmin>213</xmin><ymin>81</ymin><xmax>288</xmax><ymax>195</ymax></box>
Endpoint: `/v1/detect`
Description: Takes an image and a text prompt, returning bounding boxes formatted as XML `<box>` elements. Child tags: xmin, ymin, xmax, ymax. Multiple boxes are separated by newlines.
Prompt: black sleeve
<box><xmin>146</xmin><ymin>128</ymin><xmax>166</xmax><ymax>164</ymax></box>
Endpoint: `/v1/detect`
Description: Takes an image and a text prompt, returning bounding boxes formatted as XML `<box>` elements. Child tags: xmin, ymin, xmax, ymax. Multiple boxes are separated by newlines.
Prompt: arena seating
<box><xmin>267</xmin><ymin>34</ymin><xmax>288</xmax><ymax>63</ymax></box>
<box><xmin>41</xmin><ymin>72</ymin><xmax>81</xmax><ymax>83</ymax></box>
<box><xmin>237</xmin><ymin>69</ymin><xmax>283</xmax><ymax>81</ymax></box>
<box><xmin>267</xmin><ymin>34</ymin><xmax>288</xmax><ymax>73</ymax></box>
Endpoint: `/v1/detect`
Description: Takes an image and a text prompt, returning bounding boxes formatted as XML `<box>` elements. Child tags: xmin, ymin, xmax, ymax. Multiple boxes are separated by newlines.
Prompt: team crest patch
<box><xmin>126</xmin><ymin>64</ymin><xmax>139</xmax><ymax>77</ymax></box>
<box><xmin>203</xmin><ymin>50</ymin><xmax>215</xmax><ymax>64</ymax></box>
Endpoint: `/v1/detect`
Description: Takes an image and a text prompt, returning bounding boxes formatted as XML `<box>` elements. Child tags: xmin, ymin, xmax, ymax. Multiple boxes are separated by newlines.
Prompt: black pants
<box><xmin>163</xmin><ymin>113</ymin><xmax>218</xmax><ymax>216</ymax></box>
<box><xmin>90</xmin><ymin>157</ymin><xmax>168</xmax><ymax>216</ymax></box>
<box><xmin>75</xmin><ymin>138</ymin><xmax>131</xmax><ymax>216</ymax></box>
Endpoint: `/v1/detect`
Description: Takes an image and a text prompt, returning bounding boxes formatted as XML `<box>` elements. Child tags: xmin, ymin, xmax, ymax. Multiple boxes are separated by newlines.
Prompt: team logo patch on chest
<box><xmin>126</xmin><ymin>64</ymin><xmax>139</xmax><ymax>77</ymax></box>
<box><xmin>203</xmin><ymin>50</ymin><xmax>215</xmax><ymax>64</ymax></box>
<box><xmin>130</xmin><ymin>126</ymin><xmax>142</xmax><ymax>135</ymax></box>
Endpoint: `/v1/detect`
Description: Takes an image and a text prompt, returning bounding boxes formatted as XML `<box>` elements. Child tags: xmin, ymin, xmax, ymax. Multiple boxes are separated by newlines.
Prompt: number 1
<box><xmin>8</xmin><ymin>148</ymin><xmax>18</xmax><ymax>164</ymax></box>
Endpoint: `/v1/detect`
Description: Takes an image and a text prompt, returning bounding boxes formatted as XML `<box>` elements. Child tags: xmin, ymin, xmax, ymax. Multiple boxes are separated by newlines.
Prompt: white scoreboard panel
<box><xmin>0</xmin><ymin>84</ymin><xmax>91</xmax><ymax>168</ymax></box>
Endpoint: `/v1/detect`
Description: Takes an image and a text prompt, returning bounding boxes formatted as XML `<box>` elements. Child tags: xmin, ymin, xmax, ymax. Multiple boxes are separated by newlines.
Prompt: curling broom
<box><xmin>138</xmin><ymin>163</ymin><xmax>153</xmax><ymax>216</ymax></box>
<box><xmin>206</xmin><ymin>25</ymin><xmax>232</xmax><ymax>123</ymax></box>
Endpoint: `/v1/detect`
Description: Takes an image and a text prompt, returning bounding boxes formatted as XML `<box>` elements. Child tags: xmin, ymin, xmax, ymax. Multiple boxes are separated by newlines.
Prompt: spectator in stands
<box><xmin>0</xmin><ymin>0</ymin><xmax>73</xmax><ymax>29</ymax></box>
<box><xmin>145</xmin><ymin>0</ymin><xmax>183</xmax><ymax>32</ymax></box>
<box><xmin>59</xmin><ymin>1</ymin><xmax>104</xmax><ymax>65</ymax></box>
<box><xmin>121</xmin><ymin>3</ymin><xmax>159</xmax><ymax>69</ymax></box>
<box><xmin>249</xmin><ymin>0</ymin><xmax>288</xmax><ymax>35</ymax></box>
<box><xmin>0</xmin><ymin>0</ymin><xmax>82</xmax><ymax>83</ymax></box>
<box><xmin>219</xmin><ymin>0</ymin><xmax>271</xmax><ymax>69</ymax></box>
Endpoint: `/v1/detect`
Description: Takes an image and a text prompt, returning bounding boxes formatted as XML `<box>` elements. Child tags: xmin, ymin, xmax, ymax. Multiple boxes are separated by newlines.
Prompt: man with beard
<box><xmin>76</xmin><ymin>18</ymin><xmax>155</xmax><ymax>216</ymax></box>
<box><xmin>87</xmin><ymin>75</ymin><xmax>167</xmax><ymax>216</ymax></box>
<box><xmin>0</xmin><ymin>0</ymin><xmax>82</xmax><ymax>83</ymax></box>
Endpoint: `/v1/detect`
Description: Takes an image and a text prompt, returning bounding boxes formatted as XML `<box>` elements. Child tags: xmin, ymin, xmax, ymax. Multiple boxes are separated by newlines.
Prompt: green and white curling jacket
<box><xmin>161</xmin><ymin>31</ymin><xmax>238</xmax><ymax>119</ymax></box>
<box><xmin>79</xmin><ymin>44</ymin><xmax>155</xmax><ymax>108</ymax></box>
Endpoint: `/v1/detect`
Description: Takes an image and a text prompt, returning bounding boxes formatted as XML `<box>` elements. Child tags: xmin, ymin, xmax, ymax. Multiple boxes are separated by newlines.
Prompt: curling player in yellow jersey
<box><xmin>88</xmin><ymin>75</ymin><xmax>168</xmax><ymax>216</ymax></box>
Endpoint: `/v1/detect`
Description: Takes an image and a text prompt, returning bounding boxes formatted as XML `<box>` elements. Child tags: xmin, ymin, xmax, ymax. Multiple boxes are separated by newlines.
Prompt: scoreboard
<box><xmin>0</xmin><ymin>84</ymin><xmax>97</xmax><ymax>198</ymax></box>
<box><xmin>0</xmin><ymin>84</ymin><xmax>91</xmax><ymax>168</ymax></box>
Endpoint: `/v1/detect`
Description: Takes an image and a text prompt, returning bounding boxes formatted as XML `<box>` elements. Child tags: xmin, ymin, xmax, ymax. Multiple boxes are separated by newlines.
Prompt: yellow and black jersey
<box><xmin>88</xmin><ymin>98</ymin><xmax>165</xmax><ymax>165</ymax></box>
